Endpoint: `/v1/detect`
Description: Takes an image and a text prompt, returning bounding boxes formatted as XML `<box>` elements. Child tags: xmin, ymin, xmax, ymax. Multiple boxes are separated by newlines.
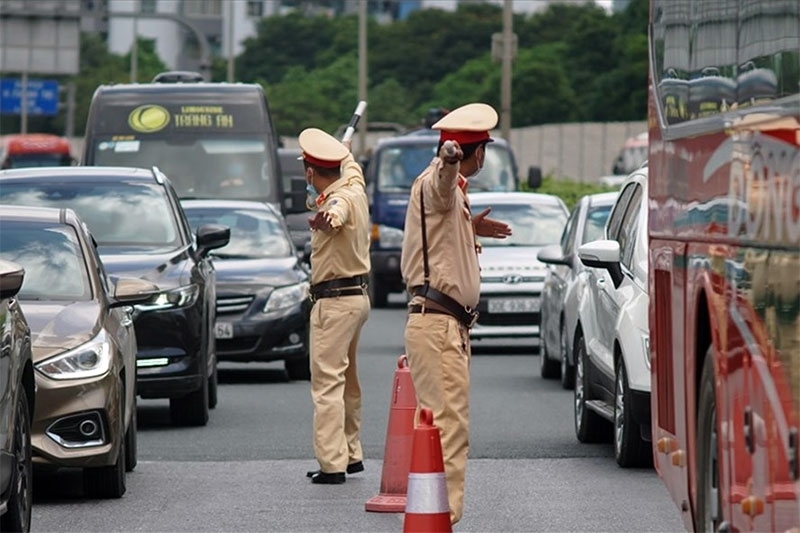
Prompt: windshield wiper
<box><xmin>211</xmin><ymin>252</ymin><xmax>257</xmax><ymax>259</ymax></box>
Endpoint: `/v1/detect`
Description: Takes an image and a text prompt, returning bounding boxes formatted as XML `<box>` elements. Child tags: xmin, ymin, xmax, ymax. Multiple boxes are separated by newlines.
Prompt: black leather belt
<box><xmin>311</xmin><ymin>287</ymin><xmax>365</xmax><ymax>302</ymax></box>
<box><xmin>410</xmin><ymin>285</ymin><xmax>479</xmax><ymax>329</ymax></box>
<box><xmin>409</xmin><ymin>305</ymin><xmax>457</xmax><ymax>319</ymax></box>
<box><xmin>310</xmin><ymin>275</ymin><xmax>368</xmax><ymax>302</ymax></box>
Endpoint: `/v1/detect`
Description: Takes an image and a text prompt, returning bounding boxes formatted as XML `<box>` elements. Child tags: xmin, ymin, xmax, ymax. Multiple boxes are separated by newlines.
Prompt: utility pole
<box><xmin>227</xmin><ymin>0</ymin><xmax>235</xmax><ymax>82</ymax></box>
<box><xmin>131</xmin><ymin>16</ymin><xmax>138</xmax><ymax>83</ymax></box>
<box><xmin>500</xmin><ymin>0</ymin><xmax>513</xmax><ymax>141</ymax></box>
<box><xmin>357</xmin><ymin>0</ymin><xmax>368</xmax><ymax>158</ymax></box>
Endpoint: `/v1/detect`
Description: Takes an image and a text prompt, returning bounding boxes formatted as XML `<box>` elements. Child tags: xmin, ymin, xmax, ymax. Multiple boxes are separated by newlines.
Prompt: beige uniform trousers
<box><xmin>310</xmin><ymin>292</ymin><xmax>370</xmax><ymax>473</ymax></box>
<box><xmin>405</xmin><ymin>312</ymin><xmax>471</xmax><ymax>525</ymax></box>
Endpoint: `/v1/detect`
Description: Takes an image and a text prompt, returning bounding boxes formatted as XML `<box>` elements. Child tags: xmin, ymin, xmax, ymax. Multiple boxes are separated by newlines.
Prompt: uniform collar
<box><xmin>316</xmin><ymin>177</ymin><xmax>347</xmax><ymax>206</ymax></box>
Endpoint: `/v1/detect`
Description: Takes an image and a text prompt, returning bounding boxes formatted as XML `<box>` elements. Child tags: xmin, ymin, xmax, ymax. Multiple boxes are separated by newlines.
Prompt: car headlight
<box><xmin>36</xmin><ymin>330</ymin><xmax>112</xmax><ymax>380</ymax></box>
<box><xmin>263</xmin><ymin>281</ymin><xmax>310</xmax><ymax>313</ymax></box>
<box><xmin>136</xmin><ymin>284</ymin><xmax>200</xmax><ymax>312</ymax></box>
<box><xmin>374</xmin><ymin>224</ymin><xmax>404</xmax><ymax>249</ymax></box>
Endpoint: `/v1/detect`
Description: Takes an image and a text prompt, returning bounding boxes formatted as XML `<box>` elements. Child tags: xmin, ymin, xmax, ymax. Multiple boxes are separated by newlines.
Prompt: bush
<box><xmin>525</xmin><ymin>175</ymin><xmax>617</xmax><ymax>210</ymax></box>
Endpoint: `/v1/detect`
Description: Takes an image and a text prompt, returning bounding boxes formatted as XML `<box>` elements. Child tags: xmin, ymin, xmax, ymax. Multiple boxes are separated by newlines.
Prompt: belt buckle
<box><xmin>465</xmin><ymin>307</ymin><xmax>479</xmax><ymax>328</ymax></box>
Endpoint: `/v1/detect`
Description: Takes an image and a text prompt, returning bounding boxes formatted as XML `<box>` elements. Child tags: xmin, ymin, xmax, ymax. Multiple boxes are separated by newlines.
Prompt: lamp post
<box><xmin>357</xmin><ymin>0</ymin><xmax>368</xmax><ymax>158</ymax></box>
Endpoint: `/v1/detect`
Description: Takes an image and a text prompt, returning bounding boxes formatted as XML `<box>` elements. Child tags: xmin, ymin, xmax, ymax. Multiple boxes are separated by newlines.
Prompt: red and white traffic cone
<box><xmin>403</xmin><ymin>408</ymin><xmax>451</xmax><ymax>533</ymax></box>
<box><xmin>365</xmin><ymin>355</ymin><xmax>417</xmax><ymax>512</ymax></box>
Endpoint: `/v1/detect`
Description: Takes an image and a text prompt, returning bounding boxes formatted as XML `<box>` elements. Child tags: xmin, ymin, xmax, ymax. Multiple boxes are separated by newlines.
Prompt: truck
<box><xmin>363</xmin><ymin>127</ymin><xmax>541</xmax><ymax>307</ymax></box>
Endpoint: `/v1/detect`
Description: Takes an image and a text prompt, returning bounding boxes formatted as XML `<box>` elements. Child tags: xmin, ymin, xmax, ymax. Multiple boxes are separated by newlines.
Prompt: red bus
<box><xmin>0</xmin><ymin>134</ymin><xmax>75</xmax><ymax>169</ymax></box>
<box><xmin>648</xmin><ymin>0</ymin><xmax>800</xmax><ymax>530</ymax></box>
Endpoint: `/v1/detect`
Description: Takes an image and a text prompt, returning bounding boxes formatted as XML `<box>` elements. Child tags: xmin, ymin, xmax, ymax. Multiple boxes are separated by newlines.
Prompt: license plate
<box><xmin>488</xmin><ymin>298</ymin><xmax>539</xmax><ymax>314</ymax></box>
<box><xmin>215</xmin><ymin>322</ymin><xmax>234</xmax><ymax>339</ymax></box>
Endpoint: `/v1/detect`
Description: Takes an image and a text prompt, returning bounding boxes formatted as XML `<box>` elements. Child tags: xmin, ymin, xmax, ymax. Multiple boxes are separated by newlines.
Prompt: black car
<box><xmin>0</xmin><ymin>259</ymin><xmax>34</xmax><ymax>532</ymax></box>
<box><xmin>181</xmin><ymin>200</ymin><xmax>311</xmax><ymax>380</ymax></box>
<box><xmin>0</xmin><ymin>166</ymin><xmax>229</xmax><ymax>427</ymax></box>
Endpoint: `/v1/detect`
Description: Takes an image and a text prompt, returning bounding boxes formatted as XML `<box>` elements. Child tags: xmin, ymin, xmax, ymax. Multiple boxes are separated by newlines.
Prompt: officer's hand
<box><xmin>308</xmin><ymin>210</ymin><xmax>334</xmax><ymax>232</ymax></box>
<box><xmin>472</xmin><ymin>207</ymin><xmax>512</xmax><ymax>239</ymax></box>
<box><xmin>439</xmin><ymin>140</ymin><xmax>462</xmax><ymax>165</ymax></box>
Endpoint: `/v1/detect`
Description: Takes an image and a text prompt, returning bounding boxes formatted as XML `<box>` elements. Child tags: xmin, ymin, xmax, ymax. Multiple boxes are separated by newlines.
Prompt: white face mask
<box><xmin>306</xmin><ymin>171</ymin><xmax>320</xmax><ymax>210</ymax></box>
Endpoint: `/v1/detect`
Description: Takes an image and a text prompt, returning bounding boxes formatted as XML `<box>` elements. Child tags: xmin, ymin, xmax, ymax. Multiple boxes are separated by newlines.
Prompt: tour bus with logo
<box><xmin>648</xmin><ymin>0</ymin><xmax>800</xmax><ymax>530</ymax></box>
<box><xmin>82</xmin><ymin>71</ymin><xmax>296</xmax><ymax>213</ymax></box>
<box><xmin>0</xmin><ymin>133</ymin><xmax>75</xmax><ymax>169</ymax></box>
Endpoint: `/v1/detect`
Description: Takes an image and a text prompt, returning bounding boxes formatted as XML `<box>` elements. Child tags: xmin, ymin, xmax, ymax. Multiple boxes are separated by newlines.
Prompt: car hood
<box><xmin>479</xmin><ymin>246</ymin><xmax>548</xmax><ymax>274</ymax></box>
<box><xmin>21</xmin><ymin>300</ymin><xmax>101</xmax><ymax>362</ymax></box>
<box><xmin>98</xmin><ymin>245</ymin><xmax>192</xmax><ymax>287</ymax></box>
<box><xmin>212</xmin><ymin>256</ymin><xmax>305</xmax><ymax>291</ymax></box>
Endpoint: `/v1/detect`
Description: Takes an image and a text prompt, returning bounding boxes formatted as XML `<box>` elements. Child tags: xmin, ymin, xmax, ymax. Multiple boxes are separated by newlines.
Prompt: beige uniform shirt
<box><xmin>309</xmin><ymin>153</ymin><xmax>371</xmax><ymax>285</ymax></box>
<box><xmin>401</xmin><ymin>157</ymin><xmax>480</xmax><ymax>309</ymax></box>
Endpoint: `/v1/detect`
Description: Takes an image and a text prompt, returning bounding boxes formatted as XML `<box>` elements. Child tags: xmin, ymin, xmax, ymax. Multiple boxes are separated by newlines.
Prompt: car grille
<box><xmin>217</xmin><ymin>336</ymin><xmax>260</xmax><ymax>353</ymax></box>
<box><xmin>216</xmin><ymin>295</ymin><xmax>255</xmax><ymax>315</ymax></box>
<box><xmin>481</xmin><ymin>274</ymin><xmax>545</xmax><ymax>284</ymax></box>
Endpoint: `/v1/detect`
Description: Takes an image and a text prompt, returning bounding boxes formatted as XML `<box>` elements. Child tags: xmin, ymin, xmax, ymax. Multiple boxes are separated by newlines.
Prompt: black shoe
<box><xmin>346</xmin><ymin>461</ymin><xmax>364</xmax><ymax>474</ymax></box>
<box><xmin>309</xmin><ymin>471</ymin><xmax>345</xmax><ymax>484</ymax></box>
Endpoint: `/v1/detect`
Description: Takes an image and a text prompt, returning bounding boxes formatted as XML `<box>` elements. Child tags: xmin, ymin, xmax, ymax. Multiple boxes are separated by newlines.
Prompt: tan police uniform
<box><xmin>299</xmin><ymin>128</ymin><xmax>371</xmax><ymax>477</ymax></box>
<box><xmin>400</xmin><ymin>103</ymin><xmax>498</xmax><ymax>524</ymax></box>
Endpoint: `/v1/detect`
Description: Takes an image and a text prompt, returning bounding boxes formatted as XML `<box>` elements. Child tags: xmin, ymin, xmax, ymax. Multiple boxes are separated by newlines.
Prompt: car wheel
<box><xmin>614</xmin><ymin>358</ymin><xmax>650</xmax><ymax>467</ymax></box>
<box><xmin>559</xmin><ymin>321</ymin><xmax>574</xmax><ymax>390</ymax></box>
<box><xmin>124</xmin><ymin>395</ymin><xmax>137</xmax><ymax>473</ymax></box>
<box><xmin>695</xmin><ymin>349</ymin><xmax>722</xmax><ymax>531</ymax></box>
<box><xmin>84</xmin><ymin>387</ymin><xmax>126</xmax><ymax>499</ymax></box>
<box><xmin>285</xmin><ymin>353</ymin><xmax>311</xmax><ymax>381</ymax></box>
<box><xmin>1</xmin><ymin>387</ymin><xmax>32</xmax><ymax>533</ymax></box>
<box><xmin>574</xmin><ymin>333</ymin><xmax>607</xmax><ymax>443</ymax></box>
<box><xmin>539</xmin><ymin>334</ymin><xmax>560</xmax><ymax>379</ymax></box>
<box><xmin>368</xmin><ymin>272</ymin><xmax>389</xmax><ymax>309</ymax></box>
<box><xmin>208</xmin><ymin>358</ymin><xmax>218</xmax><ymax>410</ymax></box>
<box><xmin>170</xmin><ymin>368</ymin><xmax>209</xmax><ymax>427</ymax></box>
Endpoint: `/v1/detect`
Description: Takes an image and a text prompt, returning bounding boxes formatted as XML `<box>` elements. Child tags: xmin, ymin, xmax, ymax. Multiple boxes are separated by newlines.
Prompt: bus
<box><xmin>648</xmin><ymin>0</ymin><xmax>800</xmax><ymax>530</ymax></box>
<box><xmin>0</xmin><ymin>133</ymin><xmax>75</xmax><ymax>169</ymax></box>
<box><xmin>82</xmin><ymin>71</ymin><xmax>287</xmax><ymax>210</ymax></box>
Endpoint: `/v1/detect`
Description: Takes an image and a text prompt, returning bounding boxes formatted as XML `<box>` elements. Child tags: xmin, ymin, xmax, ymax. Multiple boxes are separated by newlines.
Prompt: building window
<box><xmin>183</xmin><ymin>0</ymin><xmax>222</xmax><ymax>16</ymax></box>
<box><xmin>140</xmin><ymin>0</ymin><xmax>157</xmax><ymax>13</ymax></box>
<box><xmin>246</xmin><ymin>1</ymin><xmax>263</xmax><ymax>17</ymax></box>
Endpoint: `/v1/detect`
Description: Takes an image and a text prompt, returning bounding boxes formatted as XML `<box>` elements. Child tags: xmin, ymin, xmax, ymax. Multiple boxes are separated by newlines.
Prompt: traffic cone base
<box><xmin>365</xmin><ymin>355</ymin><xmax>417</xmax><ymax>513</ymax></box>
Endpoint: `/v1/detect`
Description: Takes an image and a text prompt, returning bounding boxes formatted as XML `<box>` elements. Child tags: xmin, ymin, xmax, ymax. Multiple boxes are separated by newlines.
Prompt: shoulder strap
<box><xmin>420</xmin><ymin>182</ymin><xmax>430</xmax><ymax>290</ymax></box>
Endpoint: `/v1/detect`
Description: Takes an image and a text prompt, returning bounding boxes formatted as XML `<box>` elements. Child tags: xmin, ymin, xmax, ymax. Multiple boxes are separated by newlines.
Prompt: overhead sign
<box><xmin>0</xmin><ymin>78</ymin><xmax>60</xmax><ymax>116</ymax></box>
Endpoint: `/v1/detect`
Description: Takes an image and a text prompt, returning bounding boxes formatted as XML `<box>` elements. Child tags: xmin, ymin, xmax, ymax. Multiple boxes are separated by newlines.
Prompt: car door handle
<box><xmin>596</xmin><ymin>278</ymin><xmax>606</xmax><ymax>287</ymax></box>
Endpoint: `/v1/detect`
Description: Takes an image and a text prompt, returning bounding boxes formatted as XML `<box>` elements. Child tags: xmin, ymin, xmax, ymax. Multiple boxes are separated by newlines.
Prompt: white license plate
<box><xmin>488</xmin><ymin>298</ymin><xmax>539</xmax><ymax>314</ymax></box>
<box><xmin>215</xmin><ymin>322</ymin><xmax>234</xmax><ymax>339</ymax></box>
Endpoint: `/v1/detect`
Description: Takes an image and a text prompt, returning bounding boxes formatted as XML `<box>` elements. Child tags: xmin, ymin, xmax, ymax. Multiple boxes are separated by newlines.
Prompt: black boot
<box><xmin>309</xmin><ymin>471</ymin><xmax>345</xmax><ymax>484</ymax></box>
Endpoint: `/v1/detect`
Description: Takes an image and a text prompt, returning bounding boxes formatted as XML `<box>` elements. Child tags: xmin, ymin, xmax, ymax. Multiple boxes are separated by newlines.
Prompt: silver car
<box><xmin>537</xmin><ymin>192</ymin><xmax>617</xmax><ymax>387</ymax></box>
<box><xmin>468</xmin><ymin>192</ymin><xmax>568</xmax><ymax>344</ymax></box>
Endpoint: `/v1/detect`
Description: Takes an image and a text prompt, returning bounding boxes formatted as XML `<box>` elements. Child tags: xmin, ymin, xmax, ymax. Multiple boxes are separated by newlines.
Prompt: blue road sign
<box><xmin>0</xmin><ymin>78</ymin><xmax>60</xmax><ymax>116</ymax></box>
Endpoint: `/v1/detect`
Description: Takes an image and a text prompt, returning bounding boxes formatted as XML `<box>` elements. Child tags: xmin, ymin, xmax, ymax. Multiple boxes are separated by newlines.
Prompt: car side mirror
<box><xmin>537</xmin><ymin>244</ymin><xmax>571</xmax><ymax>267</ymax></box>
<box><xmin>0</xmin><ymin>262</ymin><xmax>24</xmax><ymax>300</ymax></box>
<box><xmin>110</xmin><ymin>277</ymin><xmax>160</xmax><ymax>307</ymax></box>
<box><xmin>578</xmin><ymin>240</ymin><xmax>624</xmax><ymax>288</ymax></box>
<box><xmin>284</xmin><ymin>176</ymin><xmax>309</xmax><ymax>214</ymax></box>
<box><xmin>196</xmin><ymin>224</ymin><xmax>230</xmax><ymax>256</ymax></box>
<box><xmin>527</xmin><ymin>166</ymin><xmax>542</xmax><ymax>190</ymax></box>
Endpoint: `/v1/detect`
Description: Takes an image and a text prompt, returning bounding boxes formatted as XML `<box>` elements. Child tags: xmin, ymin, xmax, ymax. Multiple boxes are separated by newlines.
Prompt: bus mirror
<box><xmin>527</xmin><ymin>166</ymin><xmax>542</xmax><ymax>190</ymax></box>
<box><xmin>284</xmin><ymin>177</ymin><xmax>308</xmax><ymax>214</ymax></box>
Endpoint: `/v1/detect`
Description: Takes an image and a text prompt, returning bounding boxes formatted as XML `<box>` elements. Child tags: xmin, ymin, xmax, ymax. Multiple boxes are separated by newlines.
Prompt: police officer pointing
<box><xmin>300</xmin><ymin>128</ymin><xmax>371</xmax><ymax>485</ymax></box>
<box><xmin>401</xmin><ymin>103</ymin><xmax>511</xmax><ymax>523</ymax></box>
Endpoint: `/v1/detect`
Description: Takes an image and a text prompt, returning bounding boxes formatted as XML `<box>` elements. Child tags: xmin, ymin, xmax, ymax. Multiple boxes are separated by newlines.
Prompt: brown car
<box><xmin>0</xmin><ymin>205</ymin><xmax>157</xmax><ymax>498</ymax></box>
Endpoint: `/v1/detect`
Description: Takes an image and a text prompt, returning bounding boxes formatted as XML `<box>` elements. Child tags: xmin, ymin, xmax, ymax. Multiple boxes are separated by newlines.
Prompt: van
<box><xmin>364</xmin><ymin>127</ymin><xmax>541</xmax><ymax>307</ymax></box>
<box><xmin>82</xmin><ymin>71</ymin><xmax>288</xmax><ymax>210</ymax></box>
<box><xmin>0</xmin><ymin>133</ymin><xmax>75</xmax><ymax>169</ymax></box>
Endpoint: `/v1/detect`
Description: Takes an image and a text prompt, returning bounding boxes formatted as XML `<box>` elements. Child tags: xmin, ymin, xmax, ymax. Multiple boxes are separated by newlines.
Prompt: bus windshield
<box><xmin>91</xmin><ymin>135</ymin><xmax>274</xmax><ymax>200</ymax></box>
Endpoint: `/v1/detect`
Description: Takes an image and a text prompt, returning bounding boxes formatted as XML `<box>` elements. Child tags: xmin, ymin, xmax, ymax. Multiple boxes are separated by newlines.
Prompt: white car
<box><xmin>537</xmin><ymin>192</ymin><xmax>617</xmax><ymax>387</ymax></box>
<box><xmin>468</xmin><ymin>192</ymin><xmax>568</xmax><ymax>343</ymax></box>
<box><xmin>573</xmin><ymin>167</ymin><xmax>651</xmax><ymax>468</ymax></box>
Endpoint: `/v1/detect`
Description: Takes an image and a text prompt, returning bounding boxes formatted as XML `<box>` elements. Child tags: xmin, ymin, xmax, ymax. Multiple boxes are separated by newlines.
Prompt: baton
<box><xmin>341</xmin><ymin>100</ymin><xmax>368</xmax><ymax>143</ymax></box>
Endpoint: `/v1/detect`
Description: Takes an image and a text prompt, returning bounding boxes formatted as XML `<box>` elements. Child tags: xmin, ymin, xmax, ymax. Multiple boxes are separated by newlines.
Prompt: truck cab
<box><xmin>364</xmin><ymin>128</ymin><xmax>541</xmax><ymax>307</ymax></box>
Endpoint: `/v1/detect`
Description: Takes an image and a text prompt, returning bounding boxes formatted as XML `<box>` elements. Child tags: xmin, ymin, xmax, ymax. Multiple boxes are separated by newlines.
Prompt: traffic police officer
<box><xmin>400</xmin><ymin>102</ymin><xmax>512</xmax><ymax>524</ymax></box>
<box><xmin>300</xmin><ymin>127</ymin><xmax>371</xmax><ymax>485</ymax></box>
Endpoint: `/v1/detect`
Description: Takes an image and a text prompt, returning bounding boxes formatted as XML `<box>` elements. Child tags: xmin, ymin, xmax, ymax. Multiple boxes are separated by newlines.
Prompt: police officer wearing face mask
<box><xmin>299</xmin><ymin>127</ymin><xmax>371</xmax><ymax>485</ymax></box>
<box><xmin>400</xmin><ymin>103</ymin><xmax>512</xmax><ymax>524</ymax></box>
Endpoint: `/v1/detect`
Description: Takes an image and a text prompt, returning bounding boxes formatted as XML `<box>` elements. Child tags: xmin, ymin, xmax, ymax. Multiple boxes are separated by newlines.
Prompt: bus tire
<box><xmin>695</xmin><ymin>348</ymin><xmax>721</xmax><ymax>531</ymax></box>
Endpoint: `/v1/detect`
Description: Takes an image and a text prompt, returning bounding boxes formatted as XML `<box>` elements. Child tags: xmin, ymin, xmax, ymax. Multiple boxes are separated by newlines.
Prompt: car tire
<box><xmin>574</xmin><ymin>333</ymin><xmax>607</xmax><ymax>443</ymax></box>
<box><xmin>84</xmin><ymin>389</ymin><xmax>126</xmax><ymax>499</ymax></box>
<box><xmin>613</xmin><ymin>358</ymin><xmax>650</xmax><ymax>468</ymax></box>
<box><xmin>1</xmin><ymin>387</ymin><xmax>32</xmax><ymax>533</ymax></box>
<box><xmin>539</xmin><ymin>335</ymin><xmax>560</xmax><ymax>379</ymax></box>
<box><xmin>368</xmin><ymin>272</ymin><xmax>389</xmax><ymax>309</ymax></box>
<box><xmin>559</xmin><ymin>321</ymin><xmax>574</xmax><ymax>390</ymax></box>
<box><xmin>169</xmin><ymin>370</ymin><xmax>209</xmax><ymax>427</ymax></box>
<box><xmin>695</xmin><ymin>349</ymin><xmax>722</xmax><ymax>531</ymax></box>
<box><xmin>208</xmin><ymin>359</ymin><xmax>218</xmax><ymax>410</ymax></box>
<box><xmin>285</xmin><ymin>353</ymin><xmax>311</xmax><ymax>381</ymax></box>
<box><xmin>124</xmin><ymin>396</ymin><xmax>137</xmax><ymax>473</ymax></box>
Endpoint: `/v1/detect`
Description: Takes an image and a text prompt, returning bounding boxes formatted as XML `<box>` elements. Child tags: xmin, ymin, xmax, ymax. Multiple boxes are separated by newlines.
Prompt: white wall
<box><xmin>108</xmin><ymin>0</ymin><xmax>184</xmax><ymax>73</ymax></box>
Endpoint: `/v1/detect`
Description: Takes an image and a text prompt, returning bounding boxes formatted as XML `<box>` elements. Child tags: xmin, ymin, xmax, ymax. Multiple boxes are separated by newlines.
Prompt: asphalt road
<box><xmin>31</xmin><ymin>296</ymin><xmax>686</xmax><ymax>532</ymax></box>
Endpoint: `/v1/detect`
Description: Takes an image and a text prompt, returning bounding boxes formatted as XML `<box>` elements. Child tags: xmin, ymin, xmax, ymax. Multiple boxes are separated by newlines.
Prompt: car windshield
<box><xmin>376</xmin><ymin>143</ymin><xmax>516</xmax><ymax>192</ymax></box>
<box><xmin>4</xmin><ymin>153</ymin><xmax>72</xmax><ymax>168</ymax></box>
<box><xmin>472</xmin><ymin>201</ymin><xmax>567</xmax><ymax>247</ymax></box>
<box><xmin>183</xmin><ymin>206</ymin><xmax>293</xmax><ymax>259</ymax></box>
<box><xmin>0</xmin><ymin>180</ymin><xmax>180</xmax><ymax>247</ymax></box>
<box><xmin>92</xmin><ymin>136</ymin><xmax>273</xmax><ymax>201</ymax></box>
<box><xmin>582</xmin><ymin>204</ymin><xmax>613</xmax><ymax>243</ymax></box>
<box><xmin>0</xmin><ymin>221</ymin><xmax>92</xmax><ymax>300</ymax></box>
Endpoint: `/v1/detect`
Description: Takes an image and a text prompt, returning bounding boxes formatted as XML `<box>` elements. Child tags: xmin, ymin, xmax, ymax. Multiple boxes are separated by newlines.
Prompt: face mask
<box><xmin>306</xmin><ymin>182</ymin><xmax>320</xmax><ymax>210</ymax></box>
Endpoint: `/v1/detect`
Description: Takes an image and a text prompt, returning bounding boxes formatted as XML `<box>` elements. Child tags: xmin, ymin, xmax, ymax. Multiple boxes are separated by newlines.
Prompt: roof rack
<box><xmin>152</xmin><ymin>71</ymin><xmax>204</xmax><ymax>84</ymax></box>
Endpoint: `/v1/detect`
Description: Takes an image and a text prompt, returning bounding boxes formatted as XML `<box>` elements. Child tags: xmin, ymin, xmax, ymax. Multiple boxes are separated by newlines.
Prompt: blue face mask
<box><xmin>306</xmin><ymin>182</ymin><xmax>319</xmax><ymax>209</ymax></box>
